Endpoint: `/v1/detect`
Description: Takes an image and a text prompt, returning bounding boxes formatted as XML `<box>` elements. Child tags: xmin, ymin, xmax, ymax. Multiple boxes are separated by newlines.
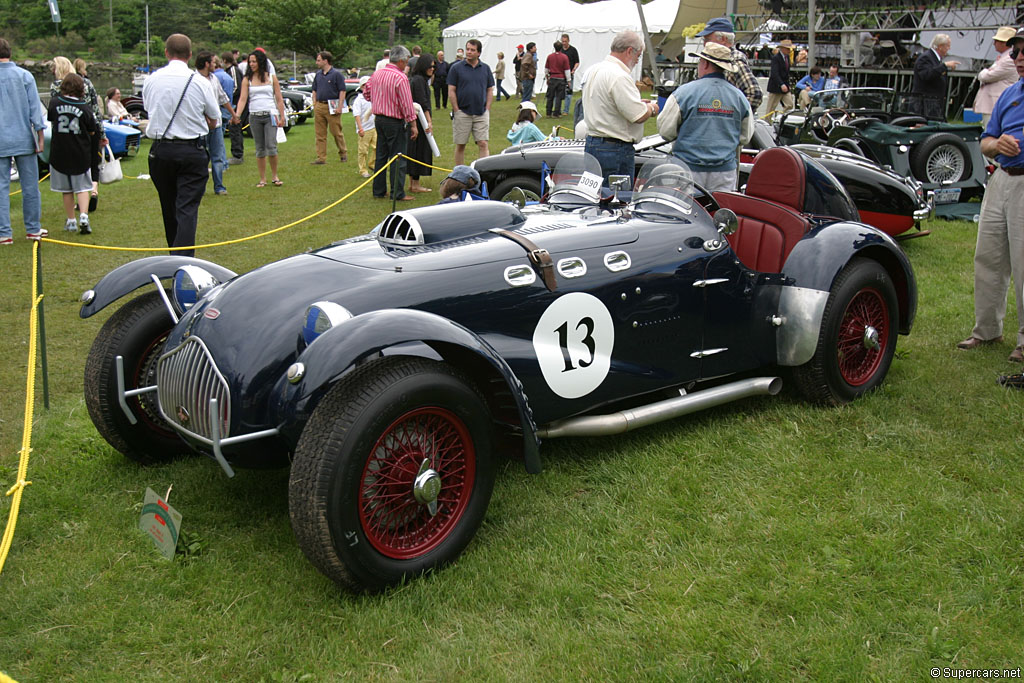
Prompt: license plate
<box><xmin>934</xmin><ymin>187</ymin><xmax>961</xmax><ymax>205</ymax></box>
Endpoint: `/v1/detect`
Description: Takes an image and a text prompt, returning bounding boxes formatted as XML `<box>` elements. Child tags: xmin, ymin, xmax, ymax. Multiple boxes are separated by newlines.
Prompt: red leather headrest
<box><xmin>746</xmin><ymin>147</ymin><xmax>806</xmax><ymax>213</ymax></box>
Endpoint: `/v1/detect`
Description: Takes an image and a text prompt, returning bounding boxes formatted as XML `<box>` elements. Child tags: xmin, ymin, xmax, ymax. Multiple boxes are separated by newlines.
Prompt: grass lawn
<box><xmin>2</xmin><ymin>96</ymin><xmax>1023</xmax><ymax>681</ymax></box>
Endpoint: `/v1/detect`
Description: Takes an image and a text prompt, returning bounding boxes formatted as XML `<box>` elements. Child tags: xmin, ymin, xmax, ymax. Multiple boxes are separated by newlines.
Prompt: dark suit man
<box><xmin>911</xmin><ymin>33</ymin><xmax>960</xmax><ymax>119</ymax></box>
<box><xmin>765</xmin><ymin>39</ymin><xmax>794</xmax><ymax>115</ymax></box>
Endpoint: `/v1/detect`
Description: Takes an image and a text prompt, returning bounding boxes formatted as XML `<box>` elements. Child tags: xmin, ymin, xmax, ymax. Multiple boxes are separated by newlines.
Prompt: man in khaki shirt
<box><xmin>582</xmin><ymin>30</ymin><xmax>658</xmax><ymax>184</ymax></box>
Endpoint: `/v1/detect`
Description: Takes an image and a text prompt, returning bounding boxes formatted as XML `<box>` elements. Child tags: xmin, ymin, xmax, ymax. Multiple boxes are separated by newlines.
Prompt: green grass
<box><xmin>2</xmin><ymin>97</ymin><xmax>1024</xmax><ymax>681</ymax></box>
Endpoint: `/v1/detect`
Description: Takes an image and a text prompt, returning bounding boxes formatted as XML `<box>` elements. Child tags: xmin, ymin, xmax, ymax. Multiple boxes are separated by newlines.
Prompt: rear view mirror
<box><xmin>713</xmin><ymin>208</ymin><xmax>738</xmax><ymax>236</ymax></box>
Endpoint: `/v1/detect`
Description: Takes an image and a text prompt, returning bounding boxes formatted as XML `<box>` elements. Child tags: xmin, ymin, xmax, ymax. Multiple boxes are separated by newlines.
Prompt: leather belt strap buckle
<box><xmin>491</xmin><ymin>229</ymin><xmax>557</xmax><ymax>291</ymax></box>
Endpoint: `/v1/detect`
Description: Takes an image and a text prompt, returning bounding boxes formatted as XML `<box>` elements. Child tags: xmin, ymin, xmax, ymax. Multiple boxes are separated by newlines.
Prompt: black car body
<box><xmin>80</xmin><ymin>151</ymin><xmax>917</xmax><ymax>592</ymax></box>
<box><xmin>474</xmin><ymin>130</ymin><xmax>932</xmax><ymax>238</ymax></box>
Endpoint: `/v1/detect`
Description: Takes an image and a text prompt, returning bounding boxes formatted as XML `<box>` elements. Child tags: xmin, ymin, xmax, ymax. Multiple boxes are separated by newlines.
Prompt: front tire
<box><xmin>289</xmin><ymin>357</ymin><xmax>496</xmax><ymax>592</ymax></box>
<box><xmin>492</xmin><ymin>175</ymin><xmax>543</xmax><ymax>206</ymax></box>
<box><xmin>792</xmin><ymin>259</ymin><xmax>899</xmax><ymax>405</ymax></box>
<box><xmin>84</xmin><ymin>290</ymin><xmax>185</xmax><ymax>463</ymax></box>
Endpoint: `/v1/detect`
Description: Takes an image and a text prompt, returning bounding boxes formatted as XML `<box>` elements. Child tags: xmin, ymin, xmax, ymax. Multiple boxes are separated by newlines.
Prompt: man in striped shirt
<box><xmin>364</xmin><ymin>45</ymin><xmax>419</xmax><ymax>201</ymax></box>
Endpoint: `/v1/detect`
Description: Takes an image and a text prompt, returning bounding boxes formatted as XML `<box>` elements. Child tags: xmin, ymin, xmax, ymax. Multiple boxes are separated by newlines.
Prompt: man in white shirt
<box><xmin>196</xmin><ymin>50</ymin><xmax>238</xmax><ymax>195</ymax></box>
<box><xmin>582</xmin><ymin>30</ymin><xmax>658</xmax><ymax>185</ymax></box>
<box><xmin>375</xmin><ymin>49</ymin><xmax>391</xmax><ymax>71</ymax></box>
<box><xmin>143</xmin><ymin>33</ymin><xmax>220</xmax><ymax>256</ymax></box>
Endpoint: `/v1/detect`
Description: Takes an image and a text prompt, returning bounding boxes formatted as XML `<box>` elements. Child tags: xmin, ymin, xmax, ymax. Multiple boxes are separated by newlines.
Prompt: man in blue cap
<box><xmin>698</xmin><ymin>17</ymin><xmax>762</xmax><ymax>112</ymax></box>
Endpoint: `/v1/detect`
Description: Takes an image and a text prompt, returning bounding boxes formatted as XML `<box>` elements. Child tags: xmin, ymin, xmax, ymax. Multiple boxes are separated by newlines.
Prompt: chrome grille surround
<box><xmin>157</xmin><ymin>336</ymin><xmax>231</xmax><ymax>443</ymax></box>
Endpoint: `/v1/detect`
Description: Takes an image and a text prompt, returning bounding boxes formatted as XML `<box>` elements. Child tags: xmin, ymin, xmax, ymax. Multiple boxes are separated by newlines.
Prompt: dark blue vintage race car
<box><xmin>80</xmin><ymin>150</ymin><xmax>917</xmax><ymax>592</ymax></box>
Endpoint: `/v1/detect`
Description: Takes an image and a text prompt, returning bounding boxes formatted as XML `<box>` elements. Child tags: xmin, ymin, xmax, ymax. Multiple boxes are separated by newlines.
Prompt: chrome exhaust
<box><xmin>537</xmin><ymin>376</ymin><xmax>783</xmax><ymax>439</ymax></box>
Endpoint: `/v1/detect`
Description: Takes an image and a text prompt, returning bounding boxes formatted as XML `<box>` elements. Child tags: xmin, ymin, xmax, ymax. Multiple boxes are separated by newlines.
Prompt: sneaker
<box><xmin>64</xmin><ymin>218</ymin><xmax>78</xmax><ymax>232</ymax></box>
<box><xmin>26</xmin><ymin>229</ymin><xmax>48</xmax><ymax>241</ymax></box>
<box><xmin>215</xmin><ymin>189</ymin><xmax>228</xmax><ymax>195</ymax></box>
<box><xmin>79</xmin><ymin>213</ymin><xmax>91</xmax><ymax>235</ymax></box>
<box><xmin>360</xmin><ymin>172</ymin><xmax>371</xmax><ymax>178</ymax></box>
<box><xmin>0</xmin><ymin>237</ymin><xmax>13</xmax><ymax>246</ymax></box>
<box><xmin>227</xmin><ymin>158</ymin><xmax>243</xmax><ymax>165</ymax></box>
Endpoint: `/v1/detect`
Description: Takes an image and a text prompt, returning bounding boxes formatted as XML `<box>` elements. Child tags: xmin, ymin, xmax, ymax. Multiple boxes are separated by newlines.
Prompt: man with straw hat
<box><xmin>765</xmin><ymin>39</ymin><xmax>794</xmax><ymax>115</ymax></box>
<box><xmin>657</xmin><ymin>42</ymin><xmax>752</xmax><ymax>193</ymax></box>
<box><xmin>974</xmin><ymin>26</ymin><xmax>1019</xmax><ymax>128</ymax></box>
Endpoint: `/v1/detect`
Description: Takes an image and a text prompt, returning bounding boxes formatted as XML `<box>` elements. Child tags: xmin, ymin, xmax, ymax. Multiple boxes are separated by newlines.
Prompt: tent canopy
<box><xmin>442</xmin><ymin>0</ymin><xmax>679</xmax><ymax>94</ymax></box>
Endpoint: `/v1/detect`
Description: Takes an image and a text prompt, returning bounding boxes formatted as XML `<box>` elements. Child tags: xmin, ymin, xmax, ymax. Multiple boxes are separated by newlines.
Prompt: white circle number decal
<box><xmin>532</xmin><ymin>292</ymin><xmax>614</xmax><ymax>399</ymax></box>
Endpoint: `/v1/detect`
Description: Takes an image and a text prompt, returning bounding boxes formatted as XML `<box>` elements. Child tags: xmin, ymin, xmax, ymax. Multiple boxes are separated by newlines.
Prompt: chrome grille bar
<box><xmin>157</xmin><ymin>336</ymin><xmax>231</xmax><ymax>442</ymax></box>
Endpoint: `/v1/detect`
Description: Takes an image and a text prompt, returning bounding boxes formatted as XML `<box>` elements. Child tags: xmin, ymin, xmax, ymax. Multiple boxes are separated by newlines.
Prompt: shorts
<box><xmin>452</xmin><ymin>110</ymin><xmax>489</xmax><ymax>145</ymax></box>
<box><xmin>49</xmin><ymin>169</ymin><xmax>93</xmax><ymax>193</ymax></box>
<box><xmin>250</xmin><ymin>112</ymin><xmax>278</xmax><ymax>158</ymax></box>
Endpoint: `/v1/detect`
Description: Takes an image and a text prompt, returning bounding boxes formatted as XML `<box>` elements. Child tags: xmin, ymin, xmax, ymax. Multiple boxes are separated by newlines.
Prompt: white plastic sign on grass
<box><xmin>139</xmin><ymin>488</ymin><xmax>182</xmax><ymax>560</ymax></box>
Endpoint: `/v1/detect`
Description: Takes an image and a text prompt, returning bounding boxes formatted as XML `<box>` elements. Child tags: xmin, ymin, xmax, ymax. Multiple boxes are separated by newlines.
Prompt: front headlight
<box><xmin>302</xmin><ymin>301</ymin><xmax>353</xmax><ymax>345</ymax></box>
<box><xmin>303</xmin><ymin>95</ymin><xmax>312</xmax><ymax>109</ymax></box>
<box><xmin>172</xmin><ymin>265</ymin><xmax>220</xmax><ymax>314</ymax></box>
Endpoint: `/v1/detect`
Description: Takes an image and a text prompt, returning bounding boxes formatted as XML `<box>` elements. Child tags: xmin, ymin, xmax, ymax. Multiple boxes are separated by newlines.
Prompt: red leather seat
<box><xmin>713</xmin><ymin>147</ymin><xmax>813</xmax><ymax>273</ymax></box>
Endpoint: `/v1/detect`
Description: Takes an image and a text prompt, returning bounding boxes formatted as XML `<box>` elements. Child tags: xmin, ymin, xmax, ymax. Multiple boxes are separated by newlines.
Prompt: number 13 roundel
<box><xmin>532</xmin><ymin>292</ymin><xmax>614</xmax><ymax>399</ymax></box>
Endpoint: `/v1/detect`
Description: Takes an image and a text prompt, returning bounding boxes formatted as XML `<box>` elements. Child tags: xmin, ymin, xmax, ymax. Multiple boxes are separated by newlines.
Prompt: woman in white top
<box><xmin>234</xmin><ymin>50</ymin><xmax>286</xmax><ymax>187</ymax></box>
<box><xmin>105</xmin><ymin>87</ymin><xmax>131</xmax><ymax>120</ymax></box>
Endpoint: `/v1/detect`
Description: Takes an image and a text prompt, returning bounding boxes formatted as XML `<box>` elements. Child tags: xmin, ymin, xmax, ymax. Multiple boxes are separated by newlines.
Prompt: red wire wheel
<box><xmin>836</xmin><ymin>286</ymin><xmax>890</xmax><ymax>387</ymax></box>
<box><xmin>358</xmin><ymin>407</ymin><xmax>476</xmax><ymax>559</ymax></box>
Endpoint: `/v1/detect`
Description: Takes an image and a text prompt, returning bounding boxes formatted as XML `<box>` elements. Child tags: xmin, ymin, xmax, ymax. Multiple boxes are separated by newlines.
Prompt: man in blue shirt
<box><xmin>311</xmin><ymin>50</ymin><xmax>348</xmax><ymax>164</ymax></box>
<box><xmin>448</xmin><ymin>39</ymin><xmax>494</xmax><ymax>166</ymax></box>
<box><xmin>0</xmin><ymin>37</ymin><xmax>46</xmax><ymax>243</ymax></box>
<box><xmin>958</xmin><ymin>30</ymin><xmax>1024</xmax><ymax>361</ymax></box>
<box><xmin>796</xmin><ymin>66</ymin><xmax>825</xmax><ymax>110</ymax></box>
<box><xmin>656</xmin><ymin>42</ymin><xmax>752</xmax><ymax>193</ymax></box>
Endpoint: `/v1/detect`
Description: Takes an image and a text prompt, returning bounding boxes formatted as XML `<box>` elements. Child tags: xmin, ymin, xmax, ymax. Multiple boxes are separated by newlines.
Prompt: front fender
<box><xmin>271</xmin><ymin>308</ymin><xmax>542</xmax><ymax>473</ymax></box>
<box><xmin>80</xmin><ymin>256</ymin><xmax>237</xmax><ymax>318</ymax></box>
<box><xmin>775</xmin><ymin>221</ymin><xmax>917</xmax><ymax>366</ymax></box>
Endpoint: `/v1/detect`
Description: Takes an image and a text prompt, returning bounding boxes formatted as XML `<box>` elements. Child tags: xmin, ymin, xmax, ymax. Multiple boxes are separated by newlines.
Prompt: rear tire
<box><xmin>792</xmin><ymin>259</ymin><xmax>899</xmax><ymax>405</ymax></box>
<box><xmin>289</xmin><ymin>357</ymin><xmax>496</xmax><ymax>592</ymax></box>
<box><xmin>910</xmin><ymin>133</ymin><xmax>971</xmax><ymax>184</ymax></box>
<box><xmin>84</xmin><ymin>290</ymin><xmax>186</xmax><ymax>463</ymax></box>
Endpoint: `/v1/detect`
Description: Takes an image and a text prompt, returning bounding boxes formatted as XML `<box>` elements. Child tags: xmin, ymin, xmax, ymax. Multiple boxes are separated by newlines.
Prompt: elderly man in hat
<box><xmin>657</xmin><ymin>42</ymin><xmax>752</xmax><ymax>193</ymax></box>
<box><xmin>958</xmin><ymin>28</ymin><xmax>1024</xmax><ymax>361</ymax></box>
<box><xmin>975</xmin><ymin>27</ymin><xmax>1019</xmax><ymax>129</ymax></box>
<box><xmin>699</xmin><ymin>17</ymin><xmax>762</xmax><ymax>112</ymax></box>
<box><xmin>765</xmin><ymin>39</ymin><xmax>795</xmax><ymax>115</ymax></box>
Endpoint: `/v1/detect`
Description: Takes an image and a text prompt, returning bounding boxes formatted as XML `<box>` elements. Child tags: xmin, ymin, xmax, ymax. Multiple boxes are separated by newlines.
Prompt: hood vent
<box><xmin>376</xmin><ymin>201</ymin><xmax>527</xmax><ymax>247</ymax></box>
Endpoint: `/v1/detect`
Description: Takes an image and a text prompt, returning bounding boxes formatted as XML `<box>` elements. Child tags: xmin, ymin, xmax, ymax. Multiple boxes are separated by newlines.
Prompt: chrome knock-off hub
<box><xmin>863</xmin><ymin>325</ymin><xmax>880</xmax><ymax>351</ymax></box>
<box><xmin>413</xmin><ymin>458</ymin><xmax>442</xmax><ymax>516</ymax></box>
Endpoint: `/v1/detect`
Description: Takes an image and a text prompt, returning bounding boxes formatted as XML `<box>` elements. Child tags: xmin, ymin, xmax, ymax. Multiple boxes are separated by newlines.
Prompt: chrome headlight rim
<box><xmin>172</xmin><ymin>265</ymin><xmax>221</xmax><ymax>315</ymax></box>
<box><xmin>301</xmin><ymin>301</ymin><xmax>353</xmax><ymax>346</ymax></box>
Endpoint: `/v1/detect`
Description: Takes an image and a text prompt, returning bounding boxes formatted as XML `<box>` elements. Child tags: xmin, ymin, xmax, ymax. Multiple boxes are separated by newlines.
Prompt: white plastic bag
<box><xmin>98</xmin><ymin>145</ymin><xmax>123</xmax><ymax>184</ymax></box>
<box><xmin>276</xmin><ymin>126</ymin><xmax>287</xmax><ymax>144</ymax></box>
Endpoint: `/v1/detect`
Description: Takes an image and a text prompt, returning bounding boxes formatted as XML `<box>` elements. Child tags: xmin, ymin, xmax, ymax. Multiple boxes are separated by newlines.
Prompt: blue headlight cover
<box><xmin>172</xmin><ymin>265</ymin><xmax>219</xmax><ymax>313</ymax></box>
<box><xmin>302</xmin><ymin>301</ymin><xmax>353</xmax><ymax>345</ymax></box>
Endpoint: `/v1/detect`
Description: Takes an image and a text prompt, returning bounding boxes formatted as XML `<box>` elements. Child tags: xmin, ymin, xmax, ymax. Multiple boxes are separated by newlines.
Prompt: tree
<box><xmin>414</xmin><ymin>15</ymin><xmax>441</xmax><ymax>56</ymax></box>
<box><xmin>215</xmin><ymin>0</ymin><xmax>397</xmax><ymax>61</ymax></box>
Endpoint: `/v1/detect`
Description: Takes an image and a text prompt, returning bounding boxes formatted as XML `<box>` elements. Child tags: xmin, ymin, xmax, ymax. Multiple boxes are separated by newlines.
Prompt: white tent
<box><xmin>442</xmin><ymin>0</ymin><xmax>678</xmax><ymax>96</ymax></box>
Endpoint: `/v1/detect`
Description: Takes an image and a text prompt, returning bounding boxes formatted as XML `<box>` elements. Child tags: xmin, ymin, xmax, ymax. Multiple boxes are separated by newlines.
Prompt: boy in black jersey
<box><xmin>48</xmin><ymin>73</ymin><xmax>98</xmax><ymax>234</ymax></box>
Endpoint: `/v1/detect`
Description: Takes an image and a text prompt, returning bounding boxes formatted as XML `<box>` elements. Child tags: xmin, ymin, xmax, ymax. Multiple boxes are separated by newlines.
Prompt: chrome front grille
<box><xmin>157</xmin><ymin>336</ymin><xmax>231</xmax><ymax>443</ymax></box>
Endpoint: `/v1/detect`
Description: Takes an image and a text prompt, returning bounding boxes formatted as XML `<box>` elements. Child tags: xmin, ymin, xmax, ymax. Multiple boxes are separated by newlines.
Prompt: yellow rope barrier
<box><xmin>399</xmin><ymin>154</ymin><xmax>453</xmax><ymax>174</ymax></box>
<box><xmin>40</xmin><ymin>156</ymin><xmax>400</xmax><ymax>252</ymax></box>
<box><xmin>1</xmin><ymin>670</ymin><xmax>19</xmax><ymax>682</ymax></box>
<box><xmin>0</xmin><ymin>241</ymin><xmax>41</xmax><ymax>578</ymax></box>
<box><xmin>8</xmin><ymin>172</ymin><xmax>49</xmax><ymax>197</ymax></box>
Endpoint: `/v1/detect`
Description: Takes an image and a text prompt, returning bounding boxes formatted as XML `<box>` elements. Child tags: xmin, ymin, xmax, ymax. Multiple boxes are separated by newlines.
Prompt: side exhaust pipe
<box><xmin>537</xmin><ymin>376</ymin><xmax>783</xmax><ymax>439</ymax></box>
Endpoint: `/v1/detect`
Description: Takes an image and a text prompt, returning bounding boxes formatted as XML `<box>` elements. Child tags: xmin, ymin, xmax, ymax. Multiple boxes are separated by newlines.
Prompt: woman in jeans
<box><xmin>234</xmin><ymin>50</ymin><xmax>286</xmax><ymax>186</ymax></box>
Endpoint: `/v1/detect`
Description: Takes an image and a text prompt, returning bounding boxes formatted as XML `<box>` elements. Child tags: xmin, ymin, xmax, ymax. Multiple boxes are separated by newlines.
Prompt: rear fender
<box><xmin>272</xmin><ymin>308</ymin><xmax>542</xmax><ymax>473</ymax></box>
<box><xmin>80</xmin><ymin>256</ymin><xmax>237</xmax><ymax>318</ymax></box>
<box><xmin>775</xmin><ymin>222</ymin><xmax>917</xmax><ymax>366</ymax></box>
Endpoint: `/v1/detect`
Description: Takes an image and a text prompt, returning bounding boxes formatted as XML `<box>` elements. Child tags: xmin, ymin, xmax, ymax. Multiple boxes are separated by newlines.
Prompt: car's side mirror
<box><xmin>713</xmin><ymin>208</ymin><xmax>738</xmax><ymax>235</ymax></box>
<box><xmin>704</xmin><ymin>208</ymin><xmax>738</xmax><ymax>252</ymax></box>
<box><xmin>505</xmin><ymin>187</ymin><xmax>528</xmax><ymax>208</ymax></box>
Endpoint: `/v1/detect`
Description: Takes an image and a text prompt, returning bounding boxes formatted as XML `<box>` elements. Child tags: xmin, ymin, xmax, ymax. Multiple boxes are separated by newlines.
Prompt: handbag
<box><xmin>98</xmin><ymin>145</ymin><xmax>123</xmax><ymax>184</ymax></box>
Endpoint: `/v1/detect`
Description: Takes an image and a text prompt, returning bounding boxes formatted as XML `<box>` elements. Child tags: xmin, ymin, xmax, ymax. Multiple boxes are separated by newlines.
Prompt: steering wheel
<box><xmin>815</xmin><ymin>108</ymin><xmax>851</xmax><ymax>135</ymax></box>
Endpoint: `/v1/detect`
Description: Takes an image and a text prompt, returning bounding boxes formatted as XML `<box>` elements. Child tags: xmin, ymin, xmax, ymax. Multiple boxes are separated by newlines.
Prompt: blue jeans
<box><xmin>0</xmin><ymin>154</ymin><xmax>42</xmax><ymax>238</ymax></box>
<box><xmin>584</xmin><ymin>135</ymin><xmax>635</xmax><ymax>186</ymax></box>
<box><xmin>521</xmin><ymin>79</ymin><xmax>535</xmax><ymax>102</ymax></box>
<box><xmin>206</xmin><ymin>126</ymin><xmax>227</xmax><ymax>193</ymax></box>
<box><xmin>563</xmin><ymin>76</ymin><xmax>574</xmax><ymax>114</ymax></box>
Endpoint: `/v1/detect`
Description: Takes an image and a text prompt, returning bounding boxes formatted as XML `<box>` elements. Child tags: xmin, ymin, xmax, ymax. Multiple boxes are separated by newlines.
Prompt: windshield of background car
<box><xmin>547</xmin><ymin>152</ymin><xmax>605</xmax><ymax>208</ymax></box>
<box><xmin>630</xmin><ymin>157</ymin><xmax>695</xmax><ymax>220</ymax></box>
<box><xmin>812</xmin><ymin>88</ymin><xmax>892</xmax><ymax>111</ymax></box>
